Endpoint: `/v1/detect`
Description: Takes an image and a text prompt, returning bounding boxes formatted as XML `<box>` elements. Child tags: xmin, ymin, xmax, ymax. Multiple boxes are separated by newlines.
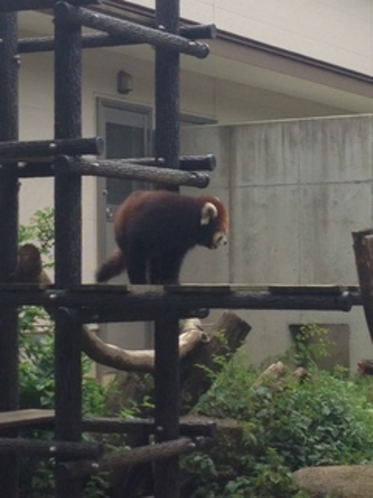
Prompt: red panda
<box><xmin>96</xmin><ymin>190</ymin><xmax>228</xmax><ymax>285</ymax></box>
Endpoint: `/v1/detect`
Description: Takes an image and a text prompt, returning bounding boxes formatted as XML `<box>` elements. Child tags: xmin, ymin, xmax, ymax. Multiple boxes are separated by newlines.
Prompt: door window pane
<box><xmin>105</xmin><ymin>122</ymin><xmax>146</xmax><ymax>205</ymax></box>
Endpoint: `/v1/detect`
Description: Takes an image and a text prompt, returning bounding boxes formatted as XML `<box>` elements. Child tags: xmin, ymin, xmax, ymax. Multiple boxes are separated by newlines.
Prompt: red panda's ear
<box><xmin>200</xmin><ymin>202</ymin><xmax>218</xmax><ymax>225</ymax></box>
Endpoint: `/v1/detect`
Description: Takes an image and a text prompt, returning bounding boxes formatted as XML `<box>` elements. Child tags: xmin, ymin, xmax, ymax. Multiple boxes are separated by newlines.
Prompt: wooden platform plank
<box><xmin>0</xmin><ymin>409</ymin><xmax>54</xmax><ymax>429</ymax></box>
<box><xmin>0</xmin><ymin>283</ymin><xmax>53</xmax><ymax>291</ymax></box>
<box><xmin>8</xmin><ymin>282</ymin><xmax>358</xmax><ymax>296</ymax></box>
<box><xmin>67</xmin><ymin>284</ymin><xmax>130</xmax><ymax>293</ymax></box>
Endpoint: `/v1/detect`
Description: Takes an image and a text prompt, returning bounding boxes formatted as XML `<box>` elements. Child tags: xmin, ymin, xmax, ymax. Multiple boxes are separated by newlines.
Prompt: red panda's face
<box><xmin>200</xmin><ymin>198</ymin><xmax>228</xmax><ymax>249</ymax></box>
<box><xmin>211</xmin><ymin>229</ymin><xmax>228</xmax><ymax>248</ymax></box>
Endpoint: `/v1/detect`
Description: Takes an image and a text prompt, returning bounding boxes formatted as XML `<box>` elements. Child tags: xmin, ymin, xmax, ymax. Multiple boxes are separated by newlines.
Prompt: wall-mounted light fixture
<box><xmin>117</xmin><ymin>70</ymin><xmax>133</xmax><ymax>95</ymax></box>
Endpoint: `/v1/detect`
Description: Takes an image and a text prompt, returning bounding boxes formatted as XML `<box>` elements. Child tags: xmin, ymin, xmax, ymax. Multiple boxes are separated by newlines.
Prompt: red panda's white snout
<box><xmin>212</xmin><ymin>230</ymin><xmax>228</xmax><ymax>248</ymax></box>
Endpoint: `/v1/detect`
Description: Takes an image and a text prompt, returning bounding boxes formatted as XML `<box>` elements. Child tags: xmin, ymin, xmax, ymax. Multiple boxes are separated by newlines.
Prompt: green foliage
<box><xmin>181</xmin><ymin>347</ymin><xmax>373</xmax><ymax>498</ymax></box>
<box><xmin>19</xmin><ymin>207</ymin><xmax>54</xmax><ymax>266</ymax></box>
<box><xmin>291</xmin><ymin>323</ymin><xmax>332</xmax><ymax>369</ymax></box>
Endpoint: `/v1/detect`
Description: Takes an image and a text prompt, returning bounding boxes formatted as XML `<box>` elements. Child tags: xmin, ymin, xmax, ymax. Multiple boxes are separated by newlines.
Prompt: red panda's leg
<box><xmin>149</xmin><ymin>252</ymin><xmax>184</xmax><ymax>285</ymax></box>
<box><xmin>126</xmin><ymin>245</ymin><xmax>148</xmax><ymax>284</ymax></box>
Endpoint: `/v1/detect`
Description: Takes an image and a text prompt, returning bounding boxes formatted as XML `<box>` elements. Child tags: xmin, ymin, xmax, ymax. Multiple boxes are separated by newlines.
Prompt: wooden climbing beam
<box><xmin>56</xmin><ymin>437</ymin><xmax>196</xmax><ymax>480</ymax></box>
<box><xmin>0</xmin><ymin>437</ymin><xmax>103</xmax><ymax>459</ymax></box>
<box><xmin>54</xmin><ymin>2</ymin><xmax>210</xmax><ymax>58</ymax></box>
<box><xmin>18</xmin><ymin>24</ymin><xmax>217</xmax><ymax>53</ymax></box>
<box><xmin>0</xmin><ymin>137</ymin><xmax>103</xmax><ymax>162</ymax></box>
<box><xmin>0</xmin><ymin>409</ymin><xmax>54</xmax><ymax>430</ymax></box>
<box><xmin>0</xmin><ymin>0</ymin><xmax>101</xmax><ymax>11</ymax></box>
<box><xmin>54</xmin><ymin>156</ymin><xmax>210</xmax><ymax>188</ymax></box>
<box><xmin>353</xmin><ymin>229</ymin><xmax>373</xmax><ymax>342</ymax></box>
<box><xmin>0</xmin><ymin>284</ymin><xmax>358</xmax><ymax>314</ymax></box>
<box><xmin>17</xmin><ymin>154</ymin><xmax>216</xmax><ymax>178</ymax></box>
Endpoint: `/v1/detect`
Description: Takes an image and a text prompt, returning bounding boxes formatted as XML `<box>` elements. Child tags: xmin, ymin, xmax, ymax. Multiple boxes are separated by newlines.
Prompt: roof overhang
<box><xmin>18</xmin><ymin>0</ymin><xmax>373</xmax><ymax>113</ymax></box>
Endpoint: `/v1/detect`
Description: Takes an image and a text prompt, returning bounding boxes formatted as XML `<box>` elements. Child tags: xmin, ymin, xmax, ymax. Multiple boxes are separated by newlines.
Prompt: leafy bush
<box><xmin>181</xmin><ymin>347</ymin><xmax>373</xmax><ymax>498</ymax></box>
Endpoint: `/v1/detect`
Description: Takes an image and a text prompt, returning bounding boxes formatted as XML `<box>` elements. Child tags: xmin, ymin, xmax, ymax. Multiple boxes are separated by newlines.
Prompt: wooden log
<box><xmin>16</xmin><ymin>154</ymin><xmax>216</xmax><ymax>178</ymax></box>
<box><xmin>82</xmin><ymin>416</ymin><xmax>216</xmax><ymax>438</ymax></box>
<box><xmin>0</xmin><ymin>409</ymin><xmax>216</xmax><ymax>439</ymax></box>
<box><xmin>107</xmin><ymin>312</ymin><xmax>251</xmax><ymax>497</ymax></box>
<box><xmin>56</xmin><ymin>438</ymin><xmax>196</xmax><ymax>480</ymax></box>
<box><xmin>352</xmin><ymin>229</ymin><xmax>373</xmax><ymax>342</ymax></box>
<box><xmin>107</xmin><ymin>311</ymin><xmax>251</xmax><ymax>416</ymax></box>
<box><xmin>0</xmin><ymin>137</ymin><xmax>103</xmax><ymax>162</ymax></box>
<box><xmin>54</xmin><ymin>3</ymin><xmax>210</xmax><ymax>59</ymax></box>
<box><xmin>18</xmin><ymin>25</ymin><xmax>217</xmax><ymax>53</ymax></box>
<box><xmin>180</xmin><ymin>311</ymin><xmax>251</xmax><ymax>413</ymax></box>
<box><xmin>81</xmin><ymin>318</ymin><xmax>208</xmax><ymax>373</ymax></box>
<box><xmin>0</xmin><ymin>0</ymin><xmax>100</xmax><ymax>11</ymax></box>
<box><xmin>0</xmin><ymin>409</ymin><xmax>54</xmax><ymax>430</ymax></box>
<box><xmin>357</xmin><ymin>359</ymin><xmax>373</xmax><ymax>375</ymax></box>
<box><xmin>54</xmin><ymin>156</ymin><xmax>210</xmax><ymax>188</ymax></box>
<box><xmin>0</xmin><ymin>437</ymin><xmax>103</xmax><ymax>459</ymax></box>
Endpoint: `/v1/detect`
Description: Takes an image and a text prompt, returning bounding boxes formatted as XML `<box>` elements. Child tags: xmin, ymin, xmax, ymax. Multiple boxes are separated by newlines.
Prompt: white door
<box><xmin>97</xmin><ymin>99</ymin><xmax>153</xmax><ymax>363</ymax></box>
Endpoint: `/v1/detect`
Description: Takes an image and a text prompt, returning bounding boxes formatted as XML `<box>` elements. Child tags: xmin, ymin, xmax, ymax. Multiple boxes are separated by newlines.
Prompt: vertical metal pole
<box><xmin>53</xmin><ymin>7</ymin><xmax>83</xmax><ymax>498</ymax></box>
<box><xmin>0</xmin><ymin>12</ymin><xmax>20</xmax><ymax>498</ymax></box>
<box><xmin>154</xmin><ymin>313</ymin><xmax>180</xmax><ymax>498</ymax></box>
<box><xmin>154</xmin><ymin>1</ymin><xmax>181</xmax><ymax>497</ymax></box>
<box><xmin>155</xmin><ymin>0</ymin><xmax>180</xmax><ymax>174</ymax></box>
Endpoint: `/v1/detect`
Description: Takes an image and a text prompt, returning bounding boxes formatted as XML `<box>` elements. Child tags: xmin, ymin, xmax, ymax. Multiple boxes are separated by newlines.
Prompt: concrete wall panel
<box><xmin>233</xmin><ymin>121</ymin><xmax>300</xmax><ymax>186</ymax></box>
<box><xmin>230</xmin><ymin>185</ymin><xmax>299</xmax><ymax>284</ymax></box>
<box><xmin>299</xmin><ymin>183</ymin><xmax>372</xmax><ymax>285</ymax></box>
<box><xmin>181</xmin><ymin>114</ymin><xmax>373</xmax><ymax>372</ymax></box>
<box><xmin>298</xmin><ymin>116</ymin><xmax>373</xmax><ymax>184</ymax></box>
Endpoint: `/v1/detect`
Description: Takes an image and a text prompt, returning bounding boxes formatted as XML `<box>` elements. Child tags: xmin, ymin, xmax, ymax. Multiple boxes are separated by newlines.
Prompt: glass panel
<box><xmin>105</xmin><ymin>122</ymin><xmax>146</xmax><ymax>205</ymax></box>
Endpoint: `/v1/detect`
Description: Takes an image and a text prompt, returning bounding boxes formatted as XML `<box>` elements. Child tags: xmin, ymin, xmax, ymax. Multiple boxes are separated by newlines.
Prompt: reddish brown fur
<box><xmin>96</xmin><ymin>190</ymin><xmax>228</xmax><ymax>285</ymax></box>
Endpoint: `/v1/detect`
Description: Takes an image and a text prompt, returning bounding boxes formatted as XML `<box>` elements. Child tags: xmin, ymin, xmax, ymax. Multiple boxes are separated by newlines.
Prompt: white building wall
<box><xmin>178</xmin><ymin>0</ymin><xmax>373</xmax><ymax>76</ymax></box>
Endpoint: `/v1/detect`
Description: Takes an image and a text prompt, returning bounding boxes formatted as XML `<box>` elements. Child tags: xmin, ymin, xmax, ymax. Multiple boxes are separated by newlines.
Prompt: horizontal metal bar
<box><xmin>17</xmin><ymin>154</ymin><xmax>215</xmax><ymax>178</ymax></box>
<box><xmin>127</xmin><ymin>154</ymin><xmax>216</xmax><ymax>171</ymax></box>
<box><xmin>78</xmin><ymin>307</ymin><xmax>209</xmax><ymax>323</ymax></box>
<box><xmin>82</xmin><ymin>416</ymin><xmax>216</xmax><ymax>438</ymax></box>
<box><xmin>0</xmin><ymin>286</ymin><xmax>357</xmax><ymax>312</ymax></box>
<box><xmin>18</xmin><ymin>162</ymin><xmax>54</xmax><ymax>177</ymax></box>
<box><xmin>0</xmin><ymin>0</ymin><xmax>100</xmax><ymax>12</ymax></box>
<box><xmin>180</xmin><ymin>23</ymin><xmax>217</xmax><ymax>40</ymax></box>
<box><xmin>56</xmin><ymin>437</ymin><xmax>195</xmax><ymax>479</ymax></box>
<box><xmin>54</xmin><ymin>2</ymin><xmax>210</xmax><ymax>59</ymax></box>
<box><xmin>0</xmin><ymin>437</ymin><xmax>103</xmax><ymax>459</ymax></box>
<box><xmin>18</xmin><ymin>24</ymin><xmax>216</xmax><ymax>53</ymax></box>
<box><xmin>55</xmin><ymin>156</ymin><xmax>210</xmax><ymax>188</ymax></box>
<box><xmin>0</xmin><ymin>137</ymin><xmax>103</xmax><ymax>162</ymax></box>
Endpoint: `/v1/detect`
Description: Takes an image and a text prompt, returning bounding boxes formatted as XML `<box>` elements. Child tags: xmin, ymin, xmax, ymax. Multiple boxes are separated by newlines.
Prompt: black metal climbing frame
<box><xmin>0</xmin><ymin>0</ymin><xmax>215</xmax><ymax>497</ymax></box>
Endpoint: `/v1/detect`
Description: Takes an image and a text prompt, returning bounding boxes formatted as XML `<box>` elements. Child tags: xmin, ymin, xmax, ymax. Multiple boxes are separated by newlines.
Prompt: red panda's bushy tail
<box><xmin>96</xmin><ymin>248</ymin><xmax>127</xmax><ymax>283</ymax></box>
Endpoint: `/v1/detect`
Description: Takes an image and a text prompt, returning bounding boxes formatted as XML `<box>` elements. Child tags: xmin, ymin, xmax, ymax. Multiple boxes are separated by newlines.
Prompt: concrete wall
<box><xmin>180</xmin><ymin>114</ymin><xmax>373</xmax><ymax>372</ymax></box>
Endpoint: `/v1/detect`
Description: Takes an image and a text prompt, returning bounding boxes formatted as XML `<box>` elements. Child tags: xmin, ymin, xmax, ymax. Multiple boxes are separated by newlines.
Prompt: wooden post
<box><xmin>53</xmin><ymin>4</ymin><xmax>83</xmax><ymax>497</ymax></box>
<box><xmin>154</xmin><ymin>0</ymin><xmax>182</xmax><ymax>494</ymax></box>
<box><xmin>352</xmin><ymin>229</ymin><xmax>373</xmax><ymax>342</ymax></box>
<box><xmin>0</xmin><ymin>11</ymin><xmax>19</xmax><ymax>498</ymax></box>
